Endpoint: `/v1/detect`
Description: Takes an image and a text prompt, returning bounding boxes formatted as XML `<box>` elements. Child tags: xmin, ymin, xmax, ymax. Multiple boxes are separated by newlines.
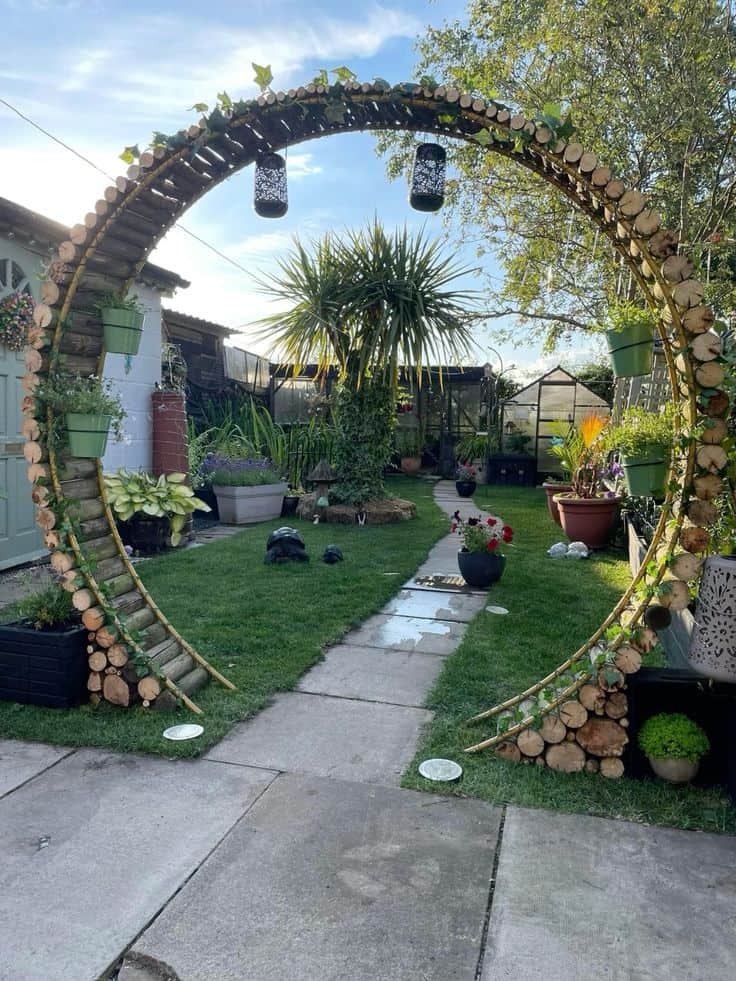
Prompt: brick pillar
<box><xmin>152</xmin><ymin>391</ymin><xmax>188</xmax><ymax>476</ymax></box>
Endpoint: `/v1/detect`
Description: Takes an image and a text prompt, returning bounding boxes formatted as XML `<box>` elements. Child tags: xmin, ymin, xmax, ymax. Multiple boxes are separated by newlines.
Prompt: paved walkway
<box><xmin>1</xmin><ymin>482</ymin><xmax>734</xmax><ymax>980</ymax></box>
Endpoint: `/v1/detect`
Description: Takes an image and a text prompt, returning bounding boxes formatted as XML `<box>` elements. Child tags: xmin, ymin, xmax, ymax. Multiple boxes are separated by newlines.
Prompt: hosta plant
<box><xmin>104</xmin><ymin>469</ymin><xmax>210</xmax><ymax>546</ymax></box>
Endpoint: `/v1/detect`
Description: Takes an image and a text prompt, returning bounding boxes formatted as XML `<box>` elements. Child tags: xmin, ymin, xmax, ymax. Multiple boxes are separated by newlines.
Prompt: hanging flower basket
<box><xmin>101</xmin><ymin>306</ymin><xmax>145</xmax><ymax>355</ymax></box>
<box><xmin>66</xmin><ymin>413</ymin><xmax>111</xmax><ymax>458</ymax></box>
<box><xmin>0</xmin><ymin>291</ymin><xmax>34</xmax><ymax>351</ymax></box>
<box><xmin>603</xmin><ymin>304</ymin><xmax>656</xmax><ymax>378</ymax></box>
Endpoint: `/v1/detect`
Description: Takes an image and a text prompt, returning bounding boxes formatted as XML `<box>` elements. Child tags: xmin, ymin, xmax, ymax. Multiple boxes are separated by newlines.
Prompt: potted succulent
<box><xmin>96</xmin><ymin>291</ymin><xmax>146</xmax><ymax>355</ymax></box>
<box><xmin>607</xmin><ymin>406</ymin><xmax>675</xmax><ymax>499</ymax></box>
<box><xmin>0</xmin><ymin>583</ymin><xmax>87</xmax><ymax>707</ymax></box>
<box><xmin>104</xmin><ymin>468</ymin><xmax>210</xmax><ymax>552</ymax></box>
<box><xmin>396</xmin><ymin>428</ymin><xmax>424</xmax><ymax>475</ymax></box>
<box><xmin>37</xmin><ymin>369</ymin><xmax>127</xmax><ymax>459</ymax></box>
<box><xmin>452</xmin><ymin>511</ymin><xmax>514</xmax><ymax>587</ymax></box>
<box><xmin>552</xmin><ymin>414</ymin><xmax>622</xmax><ymax>548</ymax></box>
<box><xmin>604</xmin><ymin>302</ymin><xmax>657</xmax><ymax>378</ymax></box>
<box><xmin>637</xmin><ymin>712</ymin><xmax>710</xmax><ymax>784</ymax></box>
<box><xmin>203</xmin><ymin>455</ymin><xmax>288</xmax><ymax>524</ymax></box>
<box><xmin>455</xmin><ymin>462</ymin><xmax>478</xmax><ymax>497</ymax></box>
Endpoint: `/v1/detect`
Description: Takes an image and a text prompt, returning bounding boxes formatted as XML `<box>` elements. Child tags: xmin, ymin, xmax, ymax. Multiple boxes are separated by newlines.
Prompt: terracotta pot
<box><xmin>457</xmin><ymin>549</ymin><xmax>506</xmax><ymax>588</ymax></box>
<box><xmin>648</xmin><ymin>757</ymin><xmax>700</xmax><ymax>784</ymax></box>
<box><xmin>554</xmin><ymin>494</ymin><xmax>622</xmax><ymax>549</ymax></box>
<box><xmin>400</xmin><ymin>455</ymin><xmax>422</xmax><ymax>476</ymax></box>
<box><xmin>543</xmin><ymin>483</ymin><xmax>572</xmax><ymax>525</ymax></box>
<box><xmin>688</xmin><ymin>555</ymin><xmax>736</xmax><ymax>682</ymax></box>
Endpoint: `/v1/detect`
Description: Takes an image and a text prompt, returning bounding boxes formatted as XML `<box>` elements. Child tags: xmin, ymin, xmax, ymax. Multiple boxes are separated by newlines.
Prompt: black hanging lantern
<box><xmin>254</xmin><ymin>152</ymin><xmax>288</xmax><ymax>218</ymax></box>
<box><xmin>409</xmin><ymin>143</ymin><xmax>446</xmax><ymax>213</ymax></box>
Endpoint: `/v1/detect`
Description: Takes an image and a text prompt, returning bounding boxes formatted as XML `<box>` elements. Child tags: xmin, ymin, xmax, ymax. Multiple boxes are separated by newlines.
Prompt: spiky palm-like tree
<box><xmin>257</xmin><ymin>221</ymin><xmax>480</xmax><ymax>504</ymax></box>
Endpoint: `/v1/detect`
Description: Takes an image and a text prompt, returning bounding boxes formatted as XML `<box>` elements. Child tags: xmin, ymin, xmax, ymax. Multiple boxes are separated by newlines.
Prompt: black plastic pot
<box><xmin>455</xmin><ymin>479</ymin><xmax>477</xmax><ymax>498</ymax></box>
<box><xmin>281</xmin><ymin>495</ymin><xmax>300</xmax><ymax>517</ymax></box>
<box><xmin>0</xmin><ymin>621</ymin><xmax>88</xmax><ymax>708</ymax></box>
<box><xmin>457</xmin><ymin>549</ymin><xmax>506</xmax><ymax>588</ymax></box>
<box><xmin>118</xmin><ymin>514</ymin><xmax>171</xmax><ymax>554</ymax></box>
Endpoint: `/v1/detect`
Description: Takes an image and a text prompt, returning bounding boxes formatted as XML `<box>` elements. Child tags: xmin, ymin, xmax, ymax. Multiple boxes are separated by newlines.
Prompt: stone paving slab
<box><xmin>297</xmin><ymin>643</ymin><xmax>445</xmax><ymax>706</ymax></box>
<box><xmin>342</xmin><ymin>612</ymin><xmax>468</xmax><ymax>655</ymax></box>
<box><xmin>132</xmin><ymin>773</ymin><xmax>502</xmax><ymax>981</ymax></box>
<box><xmin>206</xmin><ymin>691</ymin><xmax>433</xmax><ymax>785</ymax></box>
<box><xmin>383</xmin><ymin>587</ymin><xmax>487</xmax><ymax>622</ymax></box>
<box><xmin>482</xmin><ymin>806</ymin><xmax>736</xmax><ymax>981</ymax></box>
<box><xmin>0</xmin><ymin>739</ymin><xmax>72</xmax><ymax>798</ymax></box>
<box><xmin>0</xmin><ymin>750</ymin><xmax>277</xmax><ymax>981</ymax></box>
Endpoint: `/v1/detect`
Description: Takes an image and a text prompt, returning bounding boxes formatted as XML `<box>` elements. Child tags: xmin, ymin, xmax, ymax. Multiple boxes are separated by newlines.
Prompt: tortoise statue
<box><xmin>264</xmin><ymin>526</ymin><xmax>309</xmax><ymax>564</ymax></box>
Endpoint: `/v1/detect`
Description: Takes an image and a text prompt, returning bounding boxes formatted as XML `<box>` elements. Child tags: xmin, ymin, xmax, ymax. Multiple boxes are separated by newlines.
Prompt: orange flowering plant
<box><xmin>550</xmin><ymin>413</ymin><xmax>611</xmax><ymax>499</ymax></box>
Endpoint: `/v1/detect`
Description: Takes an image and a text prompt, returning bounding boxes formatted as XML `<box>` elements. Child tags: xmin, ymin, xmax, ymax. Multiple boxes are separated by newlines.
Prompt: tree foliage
<box><xmin>380</xmin><ymin>0</ymin><xmax>736</xmax><ymax>350</ymax></box>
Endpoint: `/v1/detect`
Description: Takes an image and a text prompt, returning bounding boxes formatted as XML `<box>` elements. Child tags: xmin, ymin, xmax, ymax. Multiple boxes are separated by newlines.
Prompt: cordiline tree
<box><xmin>379</xmin><ymin>0</ymin><xmax>736</xmax><ymax>350</ymax></box>
<box><xmin>257</xmin><ymin>222</ymin><xmax>479</xmax><ymax>505</ymax></box>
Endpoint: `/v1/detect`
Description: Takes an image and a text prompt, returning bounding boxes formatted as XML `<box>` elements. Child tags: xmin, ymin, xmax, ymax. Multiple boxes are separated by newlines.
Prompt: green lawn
<box><xmin>0</xmin><ymin>477</ymin><xmax>446</xmax><ymax>758</ymax></box>
<box><xmin>403</xmin><ymin>485</ymin><xmax>736</xmax><ymax>835</ymax></box>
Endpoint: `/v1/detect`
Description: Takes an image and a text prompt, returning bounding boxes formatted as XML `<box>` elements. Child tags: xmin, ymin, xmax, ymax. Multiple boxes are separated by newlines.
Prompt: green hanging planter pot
<box><xmin>66</xmin><ymin>413</ymin><xmax>111</xmax><ymax>459</ymax></box>
<box><xmin>621</xmin><ymin>442</ymin><xmax>670</xmax><ymax>498</ymax></box>
<box><xmin>101</xmin><ymin>307</ymin><xmax>144</xmax><ymax>355</ymax></box>
<box><xmin>605</xmin><ymin>321</ymin><xmax>653</xmax><ymax>378</ymax></box>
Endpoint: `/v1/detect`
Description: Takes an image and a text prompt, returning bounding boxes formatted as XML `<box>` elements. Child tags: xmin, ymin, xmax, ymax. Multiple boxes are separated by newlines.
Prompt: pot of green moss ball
<box><xmin>637</xmin><ymin>712</ymin><xmax>710</xmax><ymax>784</ymax></box>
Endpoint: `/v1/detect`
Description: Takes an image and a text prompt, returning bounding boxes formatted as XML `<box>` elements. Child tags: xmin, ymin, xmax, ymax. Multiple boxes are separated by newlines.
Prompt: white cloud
<box><xmin>510</xmin><ymin>343</ymin><xmax>607</xmax><ymax>385</ymax></box>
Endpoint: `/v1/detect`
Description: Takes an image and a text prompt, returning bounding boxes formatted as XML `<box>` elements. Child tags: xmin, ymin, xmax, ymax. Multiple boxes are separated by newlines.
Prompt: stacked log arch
<box><xmin>19</xmin><ymin>80</ymin><xmax>726</xmax><ymax>733</ymax></box>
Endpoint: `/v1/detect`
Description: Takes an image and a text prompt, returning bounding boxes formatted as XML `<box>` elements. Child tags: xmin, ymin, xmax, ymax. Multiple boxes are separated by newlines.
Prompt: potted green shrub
<box><xmin>452</xmin><ymin>512</ymin><xmax>514</xmax><ymax>587</ymax></box>
<box><xmin>455</xmin><ymin>462</ymin><xmax>478</xmax><ymax>497</ymax></box>
<box><xmin>396</xmin><ymin>428</ymin><xmax>424</xmax><ymax>475</ymax></box>
<box><xmin>104</xmin><ymin>468</ymin><xmax>211</xmax><ymax>552</ymax></box>
<box><xmin>552</xmin><ymin>414</ymin><xmax>622</xmax><ymax>548</ymax></box>
<box><xmin>608</xmin><ymin>406</ymin><xmax>675</xmax><ymax>498</ymax></box>
<box><xmin>455</xmin><ymin>432</ymin><xmax>496</xmax><ymax>484</ymax></box>
<box><xmin>96</xmin><ymin>291</ymin><xmax>145</xmax><ymax>355</ymax></box>
<box><xmin>638</xmin><ymin>712</ymin><xmax>710</xmax><ymax>784</ymax></box>
<box><xmin>202</xmin><ymin>455</ymin><xmax>288</xmax><ymax>524</ymax></box>
<box><xmin>0</xmin><ymin>584</ymin><xmax>87</xmax><ymax>707</ymax></box>
<box><xmin>38</xmin><ymin>370</ymin><xmax>126</xmax><ymax>458</ymax></box>
<box><xmin>604</xmin><ymin>302</ymin><xmax>657</xmax><ymax>378</ymax></box>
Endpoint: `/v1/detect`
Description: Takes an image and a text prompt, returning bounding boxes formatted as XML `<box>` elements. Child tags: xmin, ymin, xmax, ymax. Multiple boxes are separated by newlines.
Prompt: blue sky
<box><xmin>0</xmin><ymin>0</ymin><xmax>601</xmax><ymax>378</ymax></box>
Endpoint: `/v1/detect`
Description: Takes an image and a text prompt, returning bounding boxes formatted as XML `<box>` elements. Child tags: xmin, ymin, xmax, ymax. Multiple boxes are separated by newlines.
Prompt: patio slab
<box><xmin>131</xmin><ymin>773</ymin><xmax>502</xmax><ymax>981</ymax></box>
<box><xmin>297</xmin><ymin>643</ymin><xmax>445</xmax><ymax>706</ymax></box>
<box><xmin>206</xmin><ymin>691</ymin><xmax>432</xmax><ymax>785</ymax></box>
<box><xmin>0</xmin><ymin>749</ymin><xmax>277</xmax><ymax>981</ymax></box>
<box><xmin>481</xmin><ymin>806</ymin><xmax>736</xmax><ymax>981</ymax></box>
<box><xmin>342</xmin><ymin>612</ymin><xmax>467</xmax><ymax>655</ymax></box>
<box><xmin>0</xmin><ymin>739</ymin><xmax>72</xmax><ymax>798</ymax></box>
<box><xmin>383</xmin><ymin>587</ymin><xmax>487</xmax><ymax>622</ymax></box>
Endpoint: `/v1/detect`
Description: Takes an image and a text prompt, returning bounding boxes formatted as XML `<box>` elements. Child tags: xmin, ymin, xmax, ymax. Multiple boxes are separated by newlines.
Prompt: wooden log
<box><xmin>95</xmin><ymin>555</ymin><xmax>127</xmax><ymax>581</ymax></box>
<box><xmin>559</xmin><ymin>700</ymin><xmax>588</xmax><ymax>728</ymax></box>
<box><xmin>24</xmin><ymin>349</ymin><xmax>43</xmax><ymax>372</ymax></box>
<box><xmin>122</xmin><ymin>607</ymin><xmax>156</xmax><ymax>634</ymax></box>
<box><xmin>23</xmin><ymin>441</ymin><xmax>43</xmax><ymax>464</ymax></box>
<box><xmin>40</xmin><ymin>279</ymin><xmax>60</xmax><ymax>304</ymax></box>
<box><xmin>701</xmin><ymin>390</ymin><xmax>729</xmax><ymax>417</ymax></box>
<box><xmin>539</xmin><ymin>714</ymin><xmax>567</xmax><ymax>744</ymax></box>
<box><xmin>578</xmin><ymin>151</ymin><xmax>597</xmax><ymax>174</ymax></box>
<box><xmin>576</xmin><ymin>718</ymin><xmax>629</xmax><ymax>757</ymax></box>
<box><xmin>563</xmin><ymin>142</ymin><xmax>584</xmax><ymax>164</ymax></box>
<box><xmin>584</xmin><ymin>759</ymin><xmax>600</xmax><ymax>774</ymax></box>
<box><xmin>147</xmin><ymin>638</ymin><xmax>182</xmax><ymax>668</ymax></box>
<box><xmin>579</xmin><ymin>683</ymin><xmax>607</xmax><ymax>713</ymax></box>
<box><xmin>647</xmin><ymin>229</ymin><xmax>679</xmax><ymax>258</ymax></box>
<box><xmin>60</xmin><ymin>570</ymin><xmax>81</xmax><ymax>592</ymax></box>
<box><xmin>687</xmin><ymin>499</ymin><xmax>718</xmax><ymax>526</ymax></box>
<box><xmin>32</xmin><ymin>304</ymin><xmax>53</xmax><ymax>329</ymax></box>
<box><xmin>673</xmin><ymin>279</ymin><xmax>705</xmax><ymax>310</ymax></box>
<box><xmin>161</xmin><ymin>652</ymin><xmax>194</xmax><ymax>683</ymax></box>
<box><xmin>630</xmin><ymin>626</ymin><xmax>658</xmax><ymax>653</ymax></box>
<box><xmin>31</xmin><ymin>486</ymin><xmax>50</xmax><ymax>506</ymax></box>
<box><xmin>495</xmin><ymin>741</ymin><xmax>522</xmax><ymax>764</ymax></box>
<box><xmin>657</xmin><ymin>579</ymin><xmax>691</xmax><ymax>612</ymax></box>
<box><xmin>696</xmin><ymin>444</ymin><xmax>728</xmax><ymax>473</ymax></box>
<box><xmin>58</xmin><ymin>476</ymin><xmax>99</xmax><ymax>499</ymax></box>
<box><xmin>35</xmin><ymin>508</ymin><xmax>56</xmax><ymax>531</ymax></box>
<box><xmin>619</xmin><ymin>189</ymin><xmax>646</xmax><ymax>217</ymax></box>
<box><xmin>102</xmin><ymin>673</ymin><xmax>135</xmax><ymax>707</ymax></box>
<box><xmin>683</xmin><ymin>305</ymin><xmax>715</xmax><ymax>334</ymax></box>
<box><xmin>107</xmin><ymin>643</ymin><xmax>129</xmax><ymax>668</ymax></box>
<box><xmin>95</xmin><ymin>625</ymin><xmax>119</xmax><ymax>648</ymax></box>
<box><xmin>110</xmin><ymin>590</ymin><xmax>146</xmax><ymax>617</ymax></box>
<box><xmin>661</xmin><ymin>254</ymin><xmax>694</xmax><ymax>283</ymax></box>
<box><xmin>693</xmin><ymin>473</ymin><xmax>724</xmax><ymax>500</ymax></box>
<box><xmin>82</xmin><ymin>607</ymin><xmax>105</xmax><ymax>631</ymax></box>
<box><xmin>103</xmin><ymin>573</ymin><xmax>135</xmax><ymax>599</ymax></box>
<box><xmin>670</xmin><ymin>552</ymin><xmax>703</xmax><ymax>581</ymax></box>
<box><xmin>87</xmin><ymin>671</ymin><xmax>103</xmax><ymax>692</ymax></box>
<box><xmin>56</xmin><ymin>457</ymin><xmax>98</xmax><ymax>480</ymax></box>
<box><xmin>591</xmin><ymin>166</ymin><xmax>611</xmax><ymax>187</ymax></box>
<box><xmin>633</xmin><ymin>209</ymin><xmax>661</xmax><ymax>237</ymax></box>
<box><xmin>600</xmin><ymin>757</ymin><xmax>625</xmax><ymax>779</ymax></box>
<box><xmin>27</xmin><ymin>463</ymin><xmax>48</xmax><ymax>483</ymax></box>
<box><xmin>597</xmin><ymin>666</ymin><xmax>625</xmax><ymax>691</ymax></box>
<box><xmin>88</xmin><ymin>650</ymin><xmax>107</xmax><ymax>672</ymax></box>
<box><xmin>604</xmin><ymin>692</ymin><xmax>628</xmax><ymax>720</ymax></box>
<box><xmin>153</xmin><ymin>689</ymin><xmax>178</xmax><ymax>712</ymax></box>
<box><xmin>614</xmin><ymin>645</ymin><xmax>642</xmax><ymax>675</ymax></box>
<box><xmin>517</xmin><ymin>728</ymin><xmax>545</xmax><ymax>757</ymax></box>
<box><xmin>44</xmin><ymin>530</ymin><xmax>61</xmax><ymax>549</ymax></box>
<box><xmin>545</xmin><ymin>742</ymin><xmax>586</xmax><ymax>772</ymax></box>
<box><xmin>700</xmin><ymin>418</ymin><xmax>728</xmax><ymax>445</ymax></box>
<box><xmin>604</xmin><ymin>179</ymin><xmax>626</xmax><ymax>201</ymax></box>
<box><xmin>140</xmin><ymin>622</ymin><xmax>167</xmax><ymax>648</ymax></box>
<box><xmin>21</xmin><ymin>417</ymin><xmax>40</xmax><ymax>440</ymax></box>
<box><xmin>137</xmin><ymin>675</ymin><xmax>162</xmax><ymax>701</ymax></box>
<box><xmin>680</xmin><ymin>525</ymin><xmax>710</xmax><ymax>553</ymax></box>
<box><xmin>71</xmin><ymin>588</ymin><xmax>95</xmax><ymax>612</ymax></box>
<box><xmin>691</xmin><ymin>331</ymin><xmax>721</xmax><ymax>362</ymax></box>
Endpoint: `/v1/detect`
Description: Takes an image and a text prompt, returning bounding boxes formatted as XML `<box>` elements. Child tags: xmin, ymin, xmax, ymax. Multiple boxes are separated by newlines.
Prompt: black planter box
<box><xmin>487</xmin><ymin>453</ymin><xmax>537</xmax><ymax>487</ymax></box>
<box><xmin>626</xmin><ymin>667</ymin><xmax>736</xmax><ymax>804</ymax></box>
<box><xmin>0</xmin><ymin>622</ymin><xmax>88</xmax><ymax>708</ymax></box>
<box><xmin>118</xmin><ymin>514</ymin><xmax>171</xmax><ymax>555</ymax></box>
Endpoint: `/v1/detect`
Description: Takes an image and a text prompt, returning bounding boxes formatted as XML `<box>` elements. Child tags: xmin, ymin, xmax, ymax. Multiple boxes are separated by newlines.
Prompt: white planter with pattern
<box><xmin>688</xmin><ymin>555</ymin><xmax>736</xmax><ymax>682</ymax></box>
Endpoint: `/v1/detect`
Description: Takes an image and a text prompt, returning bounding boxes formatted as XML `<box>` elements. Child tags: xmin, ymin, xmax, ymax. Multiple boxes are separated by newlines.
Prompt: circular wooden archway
<box><xmin>22</xmin><ymin>81</ymin><xmax>727</xmax><ymax>765</ymax></box>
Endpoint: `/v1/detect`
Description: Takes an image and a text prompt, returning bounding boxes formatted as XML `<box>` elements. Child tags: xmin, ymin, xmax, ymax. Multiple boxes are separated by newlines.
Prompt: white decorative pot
<box><xmin>213</xmin><ymin>482</ymin><xmax>287</xmax><ymax>525</ymax></box>
<box><xmin>648</xmin><ymin>757</ymin><xmax>700</xmax><ymax>784</ymax></box>
<box><xmin>688</xmin><ymin>555</ymin><xmax>736</xmax><ymax>682</ymax></box>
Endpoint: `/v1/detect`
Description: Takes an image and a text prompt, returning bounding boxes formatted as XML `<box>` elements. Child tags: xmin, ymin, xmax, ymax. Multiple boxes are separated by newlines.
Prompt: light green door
<box><xmin>0</xmin><ymin>257</ymin><xmax>44</xmax><ymax>569</ymax></box>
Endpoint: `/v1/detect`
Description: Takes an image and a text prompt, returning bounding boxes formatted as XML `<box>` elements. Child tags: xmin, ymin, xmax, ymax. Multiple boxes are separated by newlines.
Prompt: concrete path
<box><xmin>1</xmin><ymin>482</ymin><xmax>734</xmax><ymax>980</ymax></box>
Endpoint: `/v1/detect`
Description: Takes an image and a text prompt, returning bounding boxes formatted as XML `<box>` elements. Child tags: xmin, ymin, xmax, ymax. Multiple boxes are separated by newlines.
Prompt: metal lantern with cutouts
<box><xmin>409</xmin><ymin>143</ymin><xmax>446</xmax><ymax>213</ymax></box>
<box><xmin>254</xmin><ymin>152</ymin><xmax>288</xmax><ymax>218</ymax></box>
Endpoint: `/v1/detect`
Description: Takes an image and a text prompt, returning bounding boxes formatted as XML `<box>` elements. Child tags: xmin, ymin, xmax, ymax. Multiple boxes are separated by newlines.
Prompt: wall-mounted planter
<box><xmin>606</xmin><ymin>322</ymin><xmax>653</xmax><ymax>378</ymax></box>
<box><xmin>621</xmin><ymin>443</ymin><xmax>670</xmax><ymax>498</ymax></box>
<box><xmin>214</xmin><ymin>482</ymin><xmax>288</xmax><ymax>524</ymax></box>
<box><xmin>66</xmin><ymin>412</ymin><xmax>110</xmax><ymax>458</ymax></box>
<box><xmin>101</xmin><ymin>307</ymin><xmax>144</xmax><ymax>355</ymax></box>
<box><xmin>0</xmin><ymin>621</ymin><xmax>87</xmax><ymax>708</ymax></box>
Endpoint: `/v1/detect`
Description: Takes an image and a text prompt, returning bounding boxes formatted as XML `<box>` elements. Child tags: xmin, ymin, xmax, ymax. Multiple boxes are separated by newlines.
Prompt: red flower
<box><xmin>487</xmin><ymin>517</ymin><xmax>497</xmax><ymax>526</ymax></box>
<box><xmin>502</xmin><ymin>525</ymin><xmax>513</xmax><ymax>542</ymax></box>
<box><xmin>451</xmin><ymin>522</ymin><xmax>458</xmax><ymax>532</ymax></box>
<box><xmin>486</xmin><ymin>539</ymin><xmax>498</xmax><ymax>551</ymax></box>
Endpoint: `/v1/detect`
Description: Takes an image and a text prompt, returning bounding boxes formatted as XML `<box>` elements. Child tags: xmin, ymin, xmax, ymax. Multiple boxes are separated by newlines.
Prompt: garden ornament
<box><xmin>264</xmin><ymin>526</ymin><xmax>309</xmax><ymax>564</ymax></box>
<box><xmin>547</xmin><ymin>542</ymin><xmax>569</xmax><ymax>558</ymax></box>
<box><xmin>323</xmin><ymin>545</ymin><xmax>343</xmax><ymax>564</ymax></box>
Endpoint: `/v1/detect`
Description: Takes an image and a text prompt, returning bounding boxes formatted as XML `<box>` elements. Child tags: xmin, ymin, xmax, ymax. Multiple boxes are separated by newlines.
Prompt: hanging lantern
<box><xmin>254</xmin><ymin>152</ymin><xmax>288</xmax><ymax>218</ymax></box>
<box><xmin>409</xmin><ymin>143</ymin><xmax>446</xmax><ymax>213</ymax></box>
